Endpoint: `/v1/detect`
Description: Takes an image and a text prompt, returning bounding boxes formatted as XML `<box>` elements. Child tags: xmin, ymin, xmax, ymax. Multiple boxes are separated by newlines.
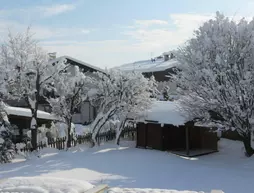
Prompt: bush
<box><xmin>0</xmin><ymin>123</ymin><xmax>15</xmax><ymax>163</ymax></box>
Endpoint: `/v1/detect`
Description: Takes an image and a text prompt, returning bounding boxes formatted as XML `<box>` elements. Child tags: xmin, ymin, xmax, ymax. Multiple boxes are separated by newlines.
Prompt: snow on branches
<box><xmin>89</xmin><ymin>70</ymin><xmax>156</xmax><ymax>145</ymax></box>
<box><xmin>174</xmin><ymin>12</ymin><xmax>254</xmax><ymax>156</ymax></box>
<box><xmin>49</xmin><ymin>65</ymin><xmax>91</xmax><ymax>148</ymax></box>
<box><xmin>0</xmin><ymin>106</ymin><xmax>15</xmax><ymax>163</ymax></box>
<box><xmin>1</xmin><ymin>28</ymin><xmax>67</xmax><ymax>150</ymax></box>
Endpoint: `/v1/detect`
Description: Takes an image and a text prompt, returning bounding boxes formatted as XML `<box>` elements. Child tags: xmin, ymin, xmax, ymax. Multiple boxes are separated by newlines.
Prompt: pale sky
<box><xmin>0</xmin><ymin>0</ymin><xmax>254</xmax><ymax>68</ymax></box>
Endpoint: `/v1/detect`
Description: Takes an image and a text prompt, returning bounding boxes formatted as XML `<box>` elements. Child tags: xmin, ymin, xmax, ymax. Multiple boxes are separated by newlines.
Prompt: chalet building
<box><xmin>50</xmin><ymin>55</ymin><xmax>104</xmax><ymax>124</ymax></box>
<box><xmin>116</xmin><ymin>51</ymin><xmax>179</xmax><ymax>99</ymax></box>
<box><xmin>141</xmin><ymin>52</ymin><xmax>177</xmax><ymax>82</ymax></box>
<box><xmin>6</xmin><ymin>55</ymin><xmax>104</xmax><ymax>126</ymax></box>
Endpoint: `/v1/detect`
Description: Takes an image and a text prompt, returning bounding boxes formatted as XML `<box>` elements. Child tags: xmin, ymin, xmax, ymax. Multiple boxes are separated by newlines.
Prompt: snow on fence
<box><xmin>18</xmin><ymin>128</ymin><xmax>136</xmax><ymax>152</ymax></box>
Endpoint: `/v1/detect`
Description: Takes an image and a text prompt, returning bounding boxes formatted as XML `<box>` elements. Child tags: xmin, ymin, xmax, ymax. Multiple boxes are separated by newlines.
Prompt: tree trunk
<box><xmin>91</xmin><ymin>132</ymin><xmax>98</xmax><ymax>147</ymax></box>
<box><xmin>31</xmin><ymin>127</ymin><xmax>37</xmax><ymax>151</ymax></box>
<box><xmin>30</xmin><ymin>114</ymin><xmax>38</xmax><ymax>151</ymax></box>
<box><xmin>115</xmin><ymin>119</ymin><xmax>126</xmax><ymax>145</ymax></box>
<box><xmin>90</xmin><ymin>140</ymin><xmax>95</xmax><ymax>147</ymax></box>
<box><xmin>31</xmin><ymin>72</ymin><xmax>40</xmax><ymax>152</ymax></box>
<box><xmin>91</xmin><ymin>107</ymin><xmax>117</xmax><ymax>146</ymax></box>
<box><xmin>67</xmin><ymin>119</ymin><xmax>72</xmax><ymax>148</ymax></box>
<box><xmin>116</xmin><ymin>135</ymin><xmax>121</xmax><ymax>145</ymax></box>
<box><xmin>242</xmin><ymin>132</ymin><xmax>254</xmax><ymax>157</ymax></box>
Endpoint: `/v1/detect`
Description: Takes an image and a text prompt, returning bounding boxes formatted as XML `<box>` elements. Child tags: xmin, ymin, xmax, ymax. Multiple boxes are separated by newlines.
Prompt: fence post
<box><xmin>57</xmin><ymin>138</ymin><xmax>60</xmax><ymax>150</ymax></box>
<box><xmin>60</xmin><ymin>138</ymin><xmax>63</xmax><ymax>150</ymax></box>
<box><xmin>16</xmin><ymin>128</ymin><xmax>138</xmax><ymax>153</ymax></box>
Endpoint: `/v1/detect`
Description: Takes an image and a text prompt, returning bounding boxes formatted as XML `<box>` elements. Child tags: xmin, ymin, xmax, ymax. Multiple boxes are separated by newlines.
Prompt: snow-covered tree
<box><xmin>0</xmin><ymin>103</ymin><xmax>15</xmax><ymax>163</ymax></box>
<box><xmin>0</xmin><ymin>36</ymin><xmax>13</xmax><ymax>102</ymax></box>
<box><xmin>49</xmin><ymin>65</ymin><xmax>90</xmax><ymax>148</ymax></box>
<box><xmin>0</xmin><ymin>125</ymin><xmax>15</xmax><ymax>163</ymax></box>
<box><xmin>89</xmin><ymin>70</ymin><xmax>156</xmax><ymax>145</ymax></box>
<box><xmin>174</xmin><ymin>12</ymin><xmax>254</xmax><ymax>156</ymax></box>
<box><xmin>114</xmin><ymin>72</ymin><xmax>156</xmax><ymax>145</ymax></box>
<box><xmin>1</xmin><ymin>29</ymin><xmax>67</xmax><ymax>150</ymax></box>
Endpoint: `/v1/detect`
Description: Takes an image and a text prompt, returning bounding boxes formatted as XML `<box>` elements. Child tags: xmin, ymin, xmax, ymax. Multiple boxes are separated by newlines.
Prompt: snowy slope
<box><xmin>115</xmin><ymin>58</ymin><xmax>179</xmax><ymax>73</ymax></box>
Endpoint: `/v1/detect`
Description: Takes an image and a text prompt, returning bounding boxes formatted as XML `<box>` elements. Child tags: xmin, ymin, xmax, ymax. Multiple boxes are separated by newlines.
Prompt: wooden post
<box><xmin>161</xmin><ymin>127</ymin><xmax>164</xmax><ymax>151</ymax></box>
<box><xmin>186</xmin><ymin>126</ymin><xmax>190</xmax><ymax>156</ymax></box>
<box><xmin>136</xmin><ymin>124</ymin><xmax>138</xmax><ymax>148</ymax></box>
<box><xmin>145</xmin><ymin>124</ymin><xmax>148</xmax><ymax>148</ymax></box>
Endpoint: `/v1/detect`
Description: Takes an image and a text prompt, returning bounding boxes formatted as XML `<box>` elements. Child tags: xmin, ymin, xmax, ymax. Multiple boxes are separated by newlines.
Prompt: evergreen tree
<box><xmin>0</xmin><ymin>111</ymin><xmax>15</xmax><ymax>163</ymax></box>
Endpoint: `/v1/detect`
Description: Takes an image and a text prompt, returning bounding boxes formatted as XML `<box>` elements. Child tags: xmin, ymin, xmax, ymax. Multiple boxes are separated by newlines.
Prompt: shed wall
<box><xmin>136</xmin><ymin>122</ymin><xmax>218</xmax><ymax>155</ymax></box>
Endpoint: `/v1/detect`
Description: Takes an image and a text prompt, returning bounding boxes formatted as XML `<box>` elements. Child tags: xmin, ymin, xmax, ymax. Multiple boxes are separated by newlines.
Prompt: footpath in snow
<box><xmin>0</xmin><ymin>139</ymin><xmax>252</xmax><ymax>193</ymax></box>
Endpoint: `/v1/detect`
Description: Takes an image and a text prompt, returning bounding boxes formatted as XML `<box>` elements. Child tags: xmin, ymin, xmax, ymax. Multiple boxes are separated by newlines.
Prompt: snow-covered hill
<box><xmin>115</xmin><ymin>58</ymin><xmax>179</xmax><ymax>73</ymax></box>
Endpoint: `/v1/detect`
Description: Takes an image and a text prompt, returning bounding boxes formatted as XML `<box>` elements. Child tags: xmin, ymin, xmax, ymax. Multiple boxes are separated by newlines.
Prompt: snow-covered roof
<box><xmin>49</xmin><ymin>55</ymin><xmax>105</xmax><ymax>73</ymax></box>
<box><xmin>141</xmin><ymin>101</ymin><xmax>187</xmax><ymax>126</ymax></box>
<box><xmin>163</xmin><ymin>51</ymin><xmax>171</xmax><ymax>56</ymax></box>
<box><xmin>115</xmin><ymin>58</ymin><xmax>179</xmax><ymax>73</ymax></box>
<box><xmin>5</xmin><ymin>106</ymin><xmax>56</xmax><ymax>120</ymax></box>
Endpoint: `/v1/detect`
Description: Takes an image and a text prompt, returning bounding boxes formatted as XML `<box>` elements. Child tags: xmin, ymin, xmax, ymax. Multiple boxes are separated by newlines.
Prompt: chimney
<box><xmin>48</xmin><ymin>52</ymin><xmax>57</xmax><ymax>61</ymax></box>
<box><xmin>163</xmin><ymin>52</ymin><xmax>170</xmax><ymax>61</ymax></box>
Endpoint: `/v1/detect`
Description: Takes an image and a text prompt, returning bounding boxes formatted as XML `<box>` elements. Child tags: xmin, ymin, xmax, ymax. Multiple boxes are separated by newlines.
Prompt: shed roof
<box><xmin>140</xmin><ymin>101</ymin><xmax>187</xmax><ymax>126</ymax></box>
<box><xmin>5</xmin><ymin>105</ymin><xmax>56</xmax><ymax>120</ymax></box>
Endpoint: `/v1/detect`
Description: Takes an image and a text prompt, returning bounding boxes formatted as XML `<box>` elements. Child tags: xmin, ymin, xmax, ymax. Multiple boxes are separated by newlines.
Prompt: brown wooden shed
<box><xmin>136</xmin><ymin>101</ymin><xmax>218</xmax><ymax>157</ymax></box>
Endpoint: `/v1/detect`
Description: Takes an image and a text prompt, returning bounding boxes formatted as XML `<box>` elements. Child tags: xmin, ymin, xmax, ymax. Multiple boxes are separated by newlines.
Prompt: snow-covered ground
<box><xmin>0</xmin><ymin>177</ymin><xmax>93</xmax><ymax>193</ymax></box>
<box><xmin>0</xmin><ymin>139</ymin><xmax>252</xmax><ymax>193</ymax></box>
<box><xmin>75</xmin><ymin>124</ymin><xmax>91</xmax><ymax>135</ymax></box>
<box><xmin>106</xmin><ymin>188</ymin><xmax>205</xmax><ymax>193</ymax></box>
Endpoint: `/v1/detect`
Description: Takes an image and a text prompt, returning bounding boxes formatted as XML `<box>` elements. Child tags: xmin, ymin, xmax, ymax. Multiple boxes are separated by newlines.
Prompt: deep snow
<box><xmin>0</xmin><ymin>139</ymin><xmax>252</xmax><ymax>193</ymax></box>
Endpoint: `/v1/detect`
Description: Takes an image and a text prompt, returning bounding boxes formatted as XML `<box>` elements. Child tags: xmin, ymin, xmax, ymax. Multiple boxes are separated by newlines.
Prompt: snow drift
<box><xmin>0</xmin><ymin>177</ymin><xmax>94</xmax><ymax>193</ymax></box>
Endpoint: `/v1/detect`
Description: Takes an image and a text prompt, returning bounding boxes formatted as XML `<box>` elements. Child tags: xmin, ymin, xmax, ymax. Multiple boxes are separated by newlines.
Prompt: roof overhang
<box><xmin>49</xmin><ymin>55</ymin><xmax>105</xmax><ymax>74</ymax></box>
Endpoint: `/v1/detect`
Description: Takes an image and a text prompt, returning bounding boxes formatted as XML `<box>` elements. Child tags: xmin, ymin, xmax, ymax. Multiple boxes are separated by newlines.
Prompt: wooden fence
<box><xmin>18</xmin><ymin>128</ymin><xmax>136</xmax><ymax>152</ymax></box>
